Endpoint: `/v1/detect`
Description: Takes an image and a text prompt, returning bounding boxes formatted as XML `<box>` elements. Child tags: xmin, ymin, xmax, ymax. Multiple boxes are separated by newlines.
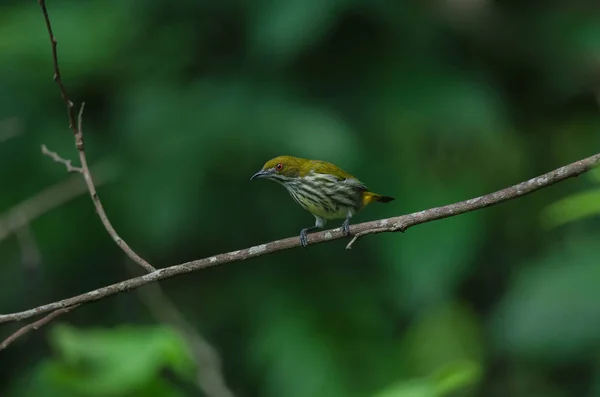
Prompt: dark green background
<box><xmin>1</xmin><ymin>1</ymin><xmax>600</xmax><ymax>396</ymax></box>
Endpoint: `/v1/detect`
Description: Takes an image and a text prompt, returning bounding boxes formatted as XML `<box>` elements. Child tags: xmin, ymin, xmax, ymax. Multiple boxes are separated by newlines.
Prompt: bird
<box><xmin>250</xmin><ymin>155</ymin><xmax>394</xmax><ymax>247</ymax></box>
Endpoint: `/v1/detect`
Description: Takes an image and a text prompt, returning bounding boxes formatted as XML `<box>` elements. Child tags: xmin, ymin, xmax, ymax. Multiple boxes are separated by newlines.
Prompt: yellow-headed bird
<box><xmin>251</xmin><ymin>155</ymin><xmax>394</xmax><ymax>247</ymax></box>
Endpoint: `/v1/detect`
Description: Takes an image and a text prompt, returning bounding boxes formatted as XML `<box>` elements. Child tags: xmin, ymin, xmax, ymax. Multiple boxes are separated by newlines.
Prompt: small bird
<box><xmin>250</xmin><ymin>155</ymin><xmax>394</xmax><ymax>247</ymax></box>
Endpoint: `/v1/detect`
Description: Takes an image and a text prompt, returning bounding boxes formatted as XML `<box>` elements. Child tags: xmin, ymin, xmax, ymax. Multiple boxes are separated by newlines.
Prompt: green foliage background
<box><xmin>1</xmin><ymin>1</ymin><xmax>600</xmax><ymax>396</ymax></box>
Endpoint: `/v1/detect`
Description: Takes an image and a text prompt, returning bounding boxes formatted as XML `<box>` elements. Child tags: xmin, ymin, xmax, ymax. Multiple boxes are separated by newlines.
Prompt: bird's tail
<box><xmin>362</xmin><ymin>191</ymin><xmax>395</xmax><ymax>206</ymax></box>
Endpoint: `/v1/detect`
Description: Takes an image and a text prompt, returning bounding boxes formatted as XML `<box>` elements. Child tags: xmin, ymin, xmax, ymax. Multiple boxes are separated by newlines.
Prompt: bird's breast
<box><xmin>284</xmin><ymin>175</ymin><xmax>362</xmax><ymax>220</ymax></box>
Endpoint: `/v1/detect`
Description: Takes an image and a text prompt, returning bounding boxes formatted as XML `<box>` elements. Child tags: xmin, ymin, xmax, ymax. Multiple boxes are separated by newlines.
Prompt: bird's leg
<box><xmin>342</xmin><ymin>211</ymin><xmax>353</xmax><ymax>236</ymax></box>
<box><xmin>299</xmin><ymin>217</ymin><xmax>325</xmax><ymax>248</ymax></box>
<box><xmin>299</xmin><ymin>227</ymin><xmax>318</xmax><ymax>248</ymax></box>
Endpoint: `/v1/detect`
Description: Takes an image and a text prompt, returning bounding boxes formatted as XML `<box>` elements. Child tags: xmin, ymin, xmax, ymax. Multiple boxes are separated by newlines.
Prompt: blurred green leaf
<box><xmin>431</xmin><ymin>360</ymin><xmax>481</xmax><ymax>396</ymax></box>
<box><xmin>44</xmin><ymin>325</ymin><xmax>195</xmax><ymax>396</ymax></box>
<box><xmin>373</xmin><ymin>360</ymin><xmax>481</xmax><ymax>397</ymax></box>
<box><xmin>541</xmin><ymin>188</ymin><xmax>600</xmax><ymax>228</ymax></box>
<box><xmin>373</xmin><ymin>380</ymin><xmax>434</xmax><ymax>397</ymax></box>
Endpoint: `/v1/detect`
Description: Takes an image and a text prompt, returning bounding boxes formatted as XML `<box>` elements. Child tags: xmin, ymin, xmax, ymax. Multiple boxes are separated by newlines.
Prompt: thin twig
<box><xmin>39</xmin><ymin>0</ymin><xmax>154</xmax><ymax>273</ymax></box>
<box><xmin>75</xmin><ymin>103</ymin><xmax>154</xmax><ymax>272</ymax></box>
<box><xmin>39</xmin><ymin>0</ymin><xmax>155</xmax><ymax>274</ymax></box>
<box><xmin>1</xmin><ymin>151</ymin><xmax>598</xmax><ymax>325</ymax></box>
<box><xmin>0</xmin><ymin>305</ymin><xmax>79</xmax><ymax>351</ymax></box>
<box><xmin>29</xmin><ymin>4</ymin><xmax>234</xmax><ymax>396</ymax></box>
<box><xmin>41</xmin><ymin>144</ymin><xmax>83</xmax><ymax>173</ymax></box>
<box><xmin>37</xmin><ymin>0</ymin><xmax>74</xmax><ymax>121</ymax></box>
<box><xmin>41</xmin><ymin>141</ymin><xmax>149</xmax><ymax>272</ymax></box>
<box><xmin>345</xmin><ymin>226</ymin><xmax>400</xmax><ymax>250</ymax></box>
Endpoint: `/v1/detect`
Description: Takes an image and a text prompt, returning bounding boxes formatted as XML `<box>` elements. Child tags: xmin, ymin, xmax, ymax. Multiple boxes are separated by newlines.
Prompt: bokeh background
<box><xmin>1</xmin><ymin>1</ymin><xmax>600</xmax><ymax>396</ymax></box>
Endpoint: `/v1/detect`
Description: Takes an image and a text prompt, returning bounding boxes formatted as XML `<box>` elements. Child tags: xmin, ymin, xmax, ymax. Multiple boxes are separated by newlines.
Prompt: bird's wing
<box><xmin>343</xmin><ymin>177</ymin><xmax>368</xmax><ymax>191</ymax></box>
<box><xmin>307</xmin><ymin>160</ymin><xmax>368</xmax><ymax>190</ymax></box>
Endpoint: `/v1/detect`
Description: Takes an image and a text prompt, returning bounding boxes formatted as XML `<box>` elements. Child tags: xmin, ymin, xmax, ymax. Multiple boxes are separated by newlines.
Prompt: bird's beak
<box><xmin>250</xmin><ymin>169</ymin><xmax>274</xmax><ymax>180</ymax></box>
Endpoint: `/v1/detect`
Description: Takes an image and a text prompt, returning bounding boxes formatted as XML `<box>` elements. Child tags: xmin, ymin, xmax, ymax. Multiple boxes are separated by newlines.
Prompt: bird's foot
<box><xmin>299</xmin><ymin>229</ymin><xmax>309</xmax><ymax>248</ymax></box>
<box><xmin>342</xmin><ymin>219</ymin><xmax>350</xmax><ymax>236</ymax></box>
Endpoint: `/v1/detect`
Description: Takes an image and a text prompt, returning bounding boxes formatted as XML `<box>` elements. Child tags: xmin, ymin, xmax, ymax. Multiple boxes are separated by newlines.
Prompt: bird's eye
<box><xmin>275</xmin><ymin>163</ymin><xmax>283</xmax><ymax>171</ymax></box>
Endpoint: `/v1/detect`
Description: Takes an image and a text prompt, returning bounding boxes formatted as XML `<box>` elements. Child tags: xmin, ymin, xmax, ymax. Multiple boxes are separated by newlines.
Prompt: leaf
<box><xmin>372</xmin><ymin>360</ymin><xmax>481</xmax><ymax>397</ymax></box>
<box><xmin>45</xmin><ymin>325</ymin><xmax>195</xmax><ymax>396</ymax></box>
<box><xmin>373</xmin><ymin>380</ymin><xmax>434</xmax><ymax>397</ymax></box>
<box><xmin>431</xmin><ymin>360</ymin><xmax>481</xmax><ymax>396</ymax></box>
<box><xmin>541</xmin><ymin>188</ymin><xmax>600</xmax><ymax>228</ymax></box>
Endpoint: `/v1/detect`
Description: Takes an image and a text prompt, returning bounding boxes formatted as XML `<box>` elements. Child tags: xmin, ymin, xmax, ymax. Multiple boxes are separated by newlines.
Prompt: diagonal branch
<box><xmin>39</xmin><ymin>0</ymin><xmax>154</xmax><ymax>274</ymax></box>
<box><xmin>1</xmin><ymin>150</ymin><xmax>598</xmax><ymax>325</ymax></box>
<box><xmin>37</xmin><ymin>0</ymin><xmax>74</xmax><ymax>122</ymax></box>
<box><xmin>73</xmin><ymin>103</ymin><xmax>156</xmax><ymax>273</ymax></box>
<box><xmin>0</xmin><ymin>306</ymin><xmax>79</xmax><ymax>351</ymax></box>
<box><xmin>27</xmin><ymin>2</ymin><xmax>236</xmax><ymax>396</ymax></box>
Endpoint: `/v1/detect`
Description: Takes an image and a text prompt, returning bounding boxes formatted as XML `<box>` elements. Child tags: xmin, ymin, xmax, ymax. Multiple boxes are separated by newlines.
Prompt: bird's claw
<box><xmin>299</xmin><ymin>229</ymin><xmax>309</xmax><ymax>248</ymax></box>
<box><xmin>342</xmin><ymin>219</ymin><xmax>350</xmax><ymax>236</ymax></box>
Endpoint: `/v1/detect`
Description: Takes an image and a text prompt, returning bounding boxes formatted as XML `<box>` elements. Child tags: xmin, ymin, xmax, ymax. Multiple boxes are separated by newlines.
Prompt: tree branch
<box><xmin>23</xmin><ymin>3</ymin><xmax>236</xmax><ymax>396</ymax></box>
<box><xmin>74</xmin><ymin>103</ymin><xmax>156</xmax><ymax>273</ymax></box>
<box><xmin>39</xmin><ymin>0</ymin><xmax>154</xmax><ymax>274</ymax></box>
<box><xmin>41</xmin><ymin>144</ymin><xmax>83</xmax><ymax>173</ymax></box>
<box><xmin>0</xmin><ymin>306</ymin><xmax>79</xmax><ymax>351</ymax></box>
<box><xmin>1</xmin><ymin>151</ymin><xmax>598</xmax><ymax>325</ymax></box>
<box><xmin>37</xmin><ymin>0</ymin><xmax>74</xmax><ymax>120</ymax></box>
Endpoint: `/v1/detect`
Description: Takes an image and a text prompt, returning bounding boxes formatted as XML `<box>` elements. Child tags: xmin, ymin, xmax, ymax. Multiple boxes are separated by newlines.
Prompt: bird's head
<box><xmin>250</xmin><ymin>155</ymin><xmax>306</xmax><ymax>183</ymax></box>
